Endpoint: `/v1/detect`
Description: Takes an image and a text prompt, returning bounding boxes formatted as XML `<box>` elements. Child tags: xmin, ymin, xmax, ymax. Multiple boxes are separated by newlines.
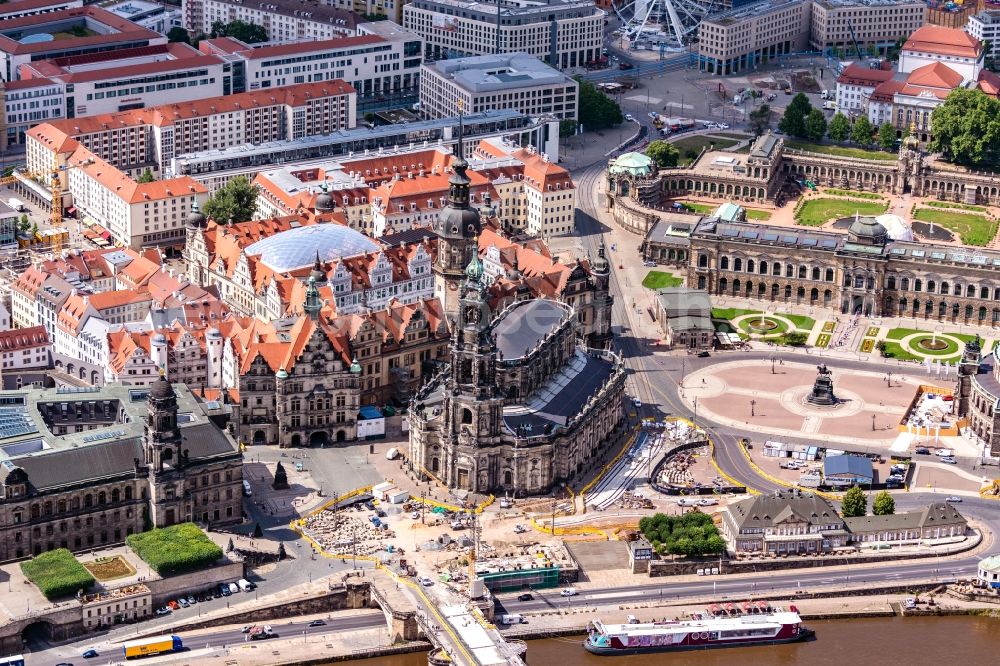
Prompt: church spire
<box><xmin>448</xmin><ymin>104</ymin><xmax>470</xmax><ymax>206</ymax></box>
<box><xmin>303</xmin><ymin>275</ymin><xmax>322</xmax><ymax>319</ymax></box>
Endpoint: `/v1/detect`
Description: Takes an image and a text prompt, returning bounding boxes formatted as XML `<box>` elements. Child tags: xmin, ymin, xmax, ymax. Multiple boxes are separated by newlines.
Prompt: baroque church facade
<box><xmin>408</xmin><ymin>140</ymin><xmax>627</xmax><ymax>495</ymax></box>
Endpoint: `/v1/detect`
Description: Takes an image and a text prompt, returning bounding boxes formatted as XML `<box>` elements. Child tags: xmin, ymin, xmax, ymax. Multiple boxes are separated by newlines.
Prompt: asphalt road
<box><xmin>34</xmin><ymin>612</ymin><xmax>386</xmax><ymax>665</ymax></box>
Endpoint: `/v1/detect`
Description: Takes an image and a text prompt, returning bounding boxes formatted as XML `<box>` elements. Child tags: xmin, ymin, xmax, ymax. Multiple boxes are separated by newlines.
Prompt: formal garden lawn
<box><xmin>126</xmin><ymin>523</ymin><xmax>223</xmax><ymax>576</ymax></box>
<box><xmin>924</xmin><ymin>200</ymin><xmax>989</xmax><ymax>213</ymax></box>
<box><xmin>21</xmin><ymin>549</ymin><xmax>95</xmax><ymax>599</ymax></box>
<box><xmin>795</xmin><ymin>198</ymin><xmax>888</xmax><ymax>227</ymax></box>
<box><xmin>671</xmin><ymin>136</ymin><xmax>739</xmax><ymax>165</ymax></box>
<box><xmin>785</xmin><ymin>141</ymin><xmax>898</xmax><ymax>161</ymax></box>
<box><xmin>83</xmin><ymin>555</ymin><xmax>136</xmax><ymax>582</ymax></box>
<box><xmin>642</xmin><ymin>271</ymin><xmax>684</xmax><ymax>289</ymax></box>
<box><xmin>911</xmin><ymin>208</ymin><xmax>998</xmax><ymax>247</ymax></box>
<box><xmin>824</xmin><ymin>188</ymin><xmax>886</xmax><ymax>200</ymax></box>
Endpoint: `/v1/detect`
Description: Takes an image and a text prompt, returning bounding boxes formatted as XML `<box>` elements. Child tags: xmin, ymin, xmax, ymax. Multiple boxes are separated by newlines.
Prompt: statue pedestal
<box><xmin>807</xmin><ymin>374</ymin><xmax>837</xmax><ymax>406</ymax></box>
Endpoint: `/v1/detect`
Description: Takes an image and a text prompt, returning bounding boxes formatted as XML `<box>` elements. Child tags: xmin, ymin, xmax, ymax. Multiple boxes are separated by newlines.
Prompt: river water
<box><xmin>339</xmin><ymin>615</ymin><xmax>1000</xmax><ymax>665</ymax></box>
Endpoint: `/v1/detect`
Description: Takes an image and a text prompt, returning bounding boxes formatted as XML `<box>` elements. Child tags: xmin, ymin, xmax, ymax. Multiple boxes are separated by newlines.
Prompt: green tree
<box><xmin>778</xmin><ymin>93</ymin><xmax>812</xmax><ymax>138</ymax></box>
<box><xmin>167</xmin><ymin>27</ymin><xmax>190</xmax><ymax>44</ymax></box>
<box><xmin>203</xmin><ymin>175</ymin><xmax>258</xmax><ymax>224</ymax></box>
<box><xmin>872</xmin><ymin>490</ymin><xmax>896</xmax><ymax>516</ymax></box>
<box><xmin>930</xmin><ymin>88</ymin><xmax>1000</xmax><ymax>168</ymax></box>
<box><xmin>573</xmin><ymin>76</ymin><xmax>623</xmax><ymax>131</ymax></box>
<box><xmin>30</xmin><ymin>222</ymin><xmax>38</xmax><ymax>237</ymax></box>
<box><xmin>841</xmin><ymin>484</ymin><xmax>867</xmax><ymax>518</ymax></box>
<box><xmin>827</xmin><ymin>112</ymin><xmax>851</xmax><ymax>142</ymax></box>
<box><xmin>748</xmin><ymin>104</ymin><xmax>771</xmax><ymax>136</ymax></box>
<box><xmin>645</xmin><ymin>140</ymin><xmax>680</xmax><ymax>168</ymax></box>
<box><xmin>851</xmin><ymin>116</ymin><xmax>874</xmax><ymax>146</ymax></box>
<box><xmin>877</xmin><ymin>122</ymin><xmax>897</xmax><ymax>151</ymax></box>
<box><xmin>559</xmin><ymin>118</ymin><xmax>578</xmax><ymax>138</ymax></box>
<box><xmin>804</xmin><ymin>108</ymin><xmax>827</xmax><ymax>141</ymax></box>
<box><xmin>18</xmin><ymin>214</ymin><xmax>29</xmax><ymax>231</ymax></box>
<box><xmin>211</xmin><ymin>19</ymin><xmax>268</xmax><ymax>44</ymax></box>
<box><xmin>137</xmin><ymin>168</ymin><xmax>155</xmax><ymax>183</ymax></box>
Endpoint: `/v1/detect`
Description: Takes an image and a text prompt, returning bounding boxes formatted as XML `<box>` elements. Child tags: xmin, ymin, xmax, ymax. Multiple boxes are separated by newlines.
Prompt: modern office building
<box><xmin>403</xmin><ymin>0</ymin><xmax>604</xmax><ymax>69</ymax></box>
<box><xmin>0</xmin><ymin>6</ymin><xmax>166</xmax><ymax>82</ymax></box>
<box><xmin>419</xmin><ymin>52</ymin><xmax>578</xmax><ymax>120</ymax></box>
<box><xmin>181</xmin><ymin>0</ymin><xmax>361</xmax><ymax>42</ymax></box>
<box><xmin>809</xmin><ymin>0</ymin><xmax>927</xmax><ymax>54</ymax></box>
<box><xmin>968</xmin><ymin>11</ymin><xmax>1000</xmax><ymax>60</ymax></box>
<box><xmin>696</xmin><ymin>0</ymin><xmax>811</xmax><ymax>75</ymax></box>
<box><xmin>0</xmin><ymin>0</ymin><xmax>83</xmax><ymax>22</ymax></box>
<box><xmin>1</xmin><ymin>77</ymin><xmax>65</xmax><ymax>148</ymax></box>
<box><xmin>105</xmin><ymin>0</ymin><xmax>183</xmax><ymax>34</ymax></box>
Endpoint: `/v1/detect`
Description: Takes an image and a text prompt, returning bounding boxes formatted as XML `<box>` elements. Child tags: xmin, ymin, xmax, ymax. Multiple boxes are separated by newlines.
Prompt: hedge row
<box><xmin>126</xmin><ymin>522</ymin><xmax>223</xmax><ymax>576</ymax></box>
<box><xmin>20</xmin><ymin>548</ymin><xmax>95</xmax><ymax>600</ymax></box>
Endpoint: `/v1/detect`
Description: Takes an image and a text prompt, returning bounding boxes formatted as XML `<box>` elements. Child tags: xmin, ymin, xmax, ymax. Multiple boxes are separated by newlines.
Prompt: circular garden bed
<box><xmin>910</xmin><ymin>334</ymin><xmax>959</xmax><ymax>356</ymax></box>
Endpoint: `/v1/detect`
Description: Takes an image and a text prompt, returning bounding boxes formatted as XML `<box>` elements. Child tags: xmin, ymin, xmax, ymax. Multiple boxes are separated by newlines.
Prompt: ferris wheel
<box><xmin>610</xmin><ymin>0</ymin><xmax>721</xmax><ymax>47</ymax></box>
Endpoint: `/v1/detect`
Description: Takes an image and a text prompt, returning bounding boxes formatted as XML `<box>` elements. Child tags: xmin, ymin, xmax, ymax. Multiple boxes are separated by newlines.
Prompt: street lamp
<box><xmin>771</xmin><ymin>356</ymin><xmax>776</xmax><ymax>374</ymax></box>
<box><xmin>420</xmin><ymin>491</ymin><xmax>426</xmax><ymax>524</ymax></box>
<box><xmin>872</xmin><ymin>414</ymin><xmax>876</xmax><ymax>431</ymax></box>
<box><xmin>750</xmin><ymin>399</ymin><xmax>756</xmax><ymax>417</ymax></box>
<box><xmin>886</xmin><ymin>371</ymin><xmax>893</xmax><ymax>388</ymax></box>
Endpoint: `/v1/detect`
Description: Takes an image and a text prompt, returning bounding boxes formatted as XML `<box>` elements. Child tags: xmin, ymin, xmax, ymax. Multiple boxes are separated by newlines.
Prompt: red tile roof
<box><xmin>836</xmin><ymin>62</ymin><xmax>895</xmax><ymax>88</ymax></box>
<box><xmin>903</xmin><ymin>25</ymin><xmax>982</xmax><ymax>59</ymax></box>
<box><xmin>905</xmin><ymin>62</ymin><xmax>964</xmax><ymax>89</ymax></box>
<box><xmin>0</xmin><ymin>7</ymin><xmax>161</xmax><ymax>56</ymax></box>
<box><xmin>0</xmin><ymin>326</ymin><xmax>49</xmax><ymax>352</ymax></box>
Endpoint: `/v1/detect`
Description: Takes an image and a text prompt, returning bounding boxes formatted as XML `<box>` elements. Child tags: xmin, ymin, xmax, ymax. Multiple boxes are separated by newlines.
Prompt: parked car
<box><xmin>513</xmin><ymin>524</ymin><xmax>527</xmax><ymax>534</ymax></box>
<box><xmin>82</xmin><ymin>650</ymin><xmax>99</xmax><ymax>659</ymax></box>
<box><xmin>697</xmin><ymin>351</ymin><xmax>711</xmax><ymax>357</ymax></box>
<box><xmin>177</xmin><ymin>598</ymin><xmax>189</xmax><ymax>608</ymax></box>
<box><xmin>156</xmin><ymin>607</ymin><xmax>171</xmax><ymax>616</ymax></box>
<box><xmin>941</xmin><ymin>457</ymin><xmax>958</xmax><ymax>464</ymax></box>
<box><xmin>946</xmin><ymin>496</ymin><xmax>962</xmax><ymax>503</ymax></box>
<box><xmin>186</xmin><ymin>595</ymin><xmax>196</xmax><ymax>604</ymax></box>
<box><xmin>241</xmin><ymin>626</ymin><xmax>253</xmax><ymax>634</ymax></box>
<box><xmin>167</xmin><ymin>600</ymin><xmax>179</xmax><ymax>610</ymax></box>
<box><xmin>697</xmin><ymin>498</ymin><xmax>718</xmax><ymax>506</ymax></box>
<box><xmin>717</xmin><ymin>123</ymin><xmax>730</xmax><ymax>129</ymax></box>
<box><xmin>419</xmin><ymin>576</ymin><xmax>434</xmax><ymax>586</ymax></box>
<box><xmin>915</xmin><ymin>447</ymin><xmax>930</xmax><ymax>455</ymax></box>
<box><xmin>561</xmin><ymin>588</ymin><xmax>578</xmax><ymax>597</ymax></box>
<box><xmin>903</xmin><ymin>597</ymin><xmax>917</xmax><ymax>609</ymax></box>
<box><xmin>410</xmin><ymin>511</ymin><xmax>421</xmax><ymax>520</ymax></box>
<box><xmin>308</xmin><ymin>619</ymin><xmax>327</xmax><ymax>627</ymax></box>
<box><xmin>624</xmin><ymin>114</ymin><xmax>634</xmax><ymax>122</ymax></box>
<box><xmin>677</xmin><ymin>498</ymin><xmax>699</xmax><ymax>507</ymax></box>
<box><xmin>633</xmin><ymin>399</ymin><xmax>642</xmax><ymax>409</ymax></box>
<box><xmin>517</xmin><ymin>593</ymin><xmax>534</xmax><ymax>602</ymax></box>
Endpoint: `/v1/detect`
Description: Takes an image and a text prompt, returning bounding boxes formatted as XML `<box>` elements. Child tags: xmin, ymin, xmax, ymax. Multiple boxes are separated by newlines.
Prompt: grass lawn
<box><xmin>885</xmin><ymin>327</ymin><xmax>928</xmax><ymax>341</ymax></box>
<box><xmin>83</xmin><ymin>555</ymin><xmax>136</xmax><ymax>582</ymax></box>
<box><xmin>815</xmin><ymin>333</ymin><xmax>831</xmax><ymax>348</ymax></box>
<box><xmin>924</xmin><ymin>201</ymin><xmax>988</xmax><ymax>213</ymax></box>
<box><xmin>824</xmin><ymin>188</ymin><xmax>886</xmax><ymax>201</ymax></box>
<box><xmin>860</xmin><ymin>338</ymin><xmax>875</xmax><ymax>353</ymax></box>
<box><xmin>911</xmin><ymin>208</ymin><xmax>998</xmax><ymax>247</ymax></box>
<box><xmin>642</xmin><ymin>271</ymin><xmax>683</xmax><ymax>289</ymax></box>
<box><xmin>126</xmin><ymin>522</ymin><xmax>223</xmax><ymax>576</ymax></box>
<box><xmin>21</xmin><ymin>549</ymin><xmax>95</xmax><ymax>599</ymax></box>
<box><xmin>879</xmin><ymin>341</ymin><xmax>920</xmax><ymax>361</ymax></box>
<box><xmin>672</xmin><ymin>136</ymin><xmax>738</xmax><ymax>165</ymax></box>
<box><xmin>795</xmin><ymin>198</ymin><xmax>888</xmax><ymax>227</ymax></box>
<box><xmin>784</xmin><ymin>314</ymin><xmax>816</xmax><ymax>330</ymax></box>
<box><xmin>711</xmin><ymin>308</ymin><xmax>759</xmax><ymax>320</ymax></box>
<box><xmin>909</xmin><ymin>335</ymin><xmax>959</xmax><ymax>356</ymax></box>
<box><xmin>865</xmin><ymin>326</ymin><xmax>879</xmax><ymax>337</ymax></box>
<box><xmin>785</xmin><ymin>141</ymin><xmax>898</xmax><ymax>161</ymax></box>
<box><xmin>675</xmin><ymin>201</ymin><xmax>770</xmax><ymax>219</ymax></box>
<box><xmin>821</xmin><ymin>321</ymin><xmax>836</xmax><ymax>333</ymax></box>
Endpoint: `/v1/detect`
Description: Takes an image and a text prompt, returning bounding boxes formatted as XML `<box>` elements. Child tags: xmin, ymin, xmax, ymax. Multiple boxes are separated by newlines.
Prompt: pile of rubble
<box><xmin>658</xmin><ymin>450</ymin><xmax>700</xmax><ymax>487</ymax></box>
<box><xmin>615</xmin><ymin>490</ymin><xmax>654</xmax><ymax>510</ymax></box>
<box><xmin>302</xmin><ymin>511</ymin><xmax>388</xmax><ymax>556</ymax></box>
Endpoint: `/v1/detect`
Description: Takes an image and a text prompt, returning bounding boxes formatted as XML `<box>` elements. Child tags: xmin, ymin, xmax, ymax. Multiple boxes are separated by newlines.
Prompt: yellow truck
<box><xmin>122</xmin><ymin>635</ymin><xmax>183</xmax><ymax>659</ymax></box>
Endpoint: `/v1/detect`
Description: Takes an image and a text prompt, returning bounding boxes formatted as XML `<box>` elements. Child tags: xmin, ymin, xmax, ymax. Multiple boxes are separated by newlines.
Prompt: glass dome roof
<box><xmin>245</xmin><ymin>224</ymin><xmax>381</xmax><ymax>273</ymax></box>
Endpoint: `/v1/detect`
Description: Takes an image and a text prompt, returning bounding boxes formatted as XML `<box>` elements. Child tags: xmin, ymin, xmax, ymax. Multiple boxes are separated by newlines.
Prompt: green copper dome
<box><xmin>350</xmin><ymin>357</ymin><xmax>362</xmax><ymax>374</ymax></box>
<box><xmin>609</xmin><ymin>152</ymin><xmax>654</xmax><ymax>176</ymax></box>
<box><xmin>465</xmin><ymin>253</ymin><xmax>484</xmax><ymax>282</ymax></box>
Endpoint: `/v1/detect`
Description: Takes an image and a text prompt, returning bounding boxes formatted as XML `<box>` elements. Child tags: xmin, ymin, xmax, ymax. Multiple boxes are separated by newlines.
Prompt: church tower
<box><xmin>144</xmin><ymin>374</ymin><xmax>186</xmax><ymax>526</ymax></box>
<box><xmin>440</xmin><ymin>252</ymin><xmax>505</xmax><ymax>490</ymax></box>
<box><xmin>956</xmin><ymin>335</ymin><xmax>982</xmax><ymax>420</ymax></box>
<box><xmin>588</xmin><ymin>239</ymin><xmax>613</xmax><ymax>347</ymax></box>
<box><xmin>433</xmin><ymin>114</ymin><xmax>481</xmax><ymax>320</ymax></box>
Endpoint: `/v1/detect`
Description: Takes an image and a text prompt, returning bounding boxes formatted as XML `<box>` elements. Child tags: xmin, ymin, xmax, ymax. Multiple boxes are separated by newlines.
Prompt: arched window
<box><xmin>785</xmin><ymin>264</ymin><xmax>793</xmax><ymax>278</ymax></box>
<box><xmin>825</xmin><ymin>268</ymin><xmax>834</xmax><ymax>282</ymax></box>
<box><xmin>965</xmin><ymin>305</ymin><xmax>973</xmax><ymax>318</ymax></box>
<box><xmin>720</xmin><ymin>256</ymin><xmax>730</xmax><ymax>270</ymax></box>
<box><xmin>981</xmin><ymin>287</ymin><xmax>989</xmax><ymax>300</ymax></box>
<box><xmin>914</xmin><ymin>279</ymin><xmax>922</xmax><ymax>292</ymax></box>
<box><xmin>698</xmin><ymin>275</ymin><xmax>707</xmax><ymax>289</ymax></box>
<box><xmin>887</xmin><ymin>276</ymin><xmax>896</xmax><ymax>290</ymax></box>
<box><xmin>810</xmin><ymin>288</ymin><xmax>819</xmax><ymax>301</ymax></box>
<box><xmin>772</xmin><ymin>263</ymin><xmax>781</xmax><ymax>276</ymax></box>
<box><xmin>461</xmin><ymin>408</ymin><xmax>473</xmax><ymax>425</ymax></box>
<box><xmin>734</xmin><ymin>258</ymin><xmax>743</xmax><ymax>271</ymax></box>
<box><xmin>698</xmin><ymin>253</ymin><xmax>709</xmax><ymax>268</ymax></box>
<box><xmin>901</xmin><ymin>278</ymin><xmax>910</xmax><ymax>291</ymax></box>
<box><xmin>967</xmin><ymin>285</ymin><xmax>976</xmax><ymax>298</ymax></box>
<box><xmin>798</xmin><ymin>265</ymin><xmax>807</xmax><ymax>279</ymax></box>
<box><xmin>747</xmin><ymin>259</ymin><xmax>755</xmax><ymax>273</ymax></box>
<box><xmin>927</xmin><ymin>281</ymin><xmax>936</xmax><ymax>294</ymax></box>
<box><xmin>759</xmin><ymin>261</ymin><xmax>768</xmax><ymax>275</ymax></box>
<box><xmin>811</xmin><ymin>267</ymin><xmax>820</xmax><ymax>281</ymax></box>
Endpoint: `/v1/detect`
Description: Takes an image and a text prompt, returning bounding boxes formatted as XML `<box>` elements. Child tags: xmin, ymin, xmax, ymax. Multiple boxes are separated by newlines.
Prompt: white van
<box><xmin>238</xmin><ymin>579</ymin><xmax>253</xmax><ymax>592</ymax></box>
<box><xmin>228</xmin><ymin>583</ymin><xmax>239</xmax><ymax>594</ymax></box>
<box><xmin>501</xmin><ymin>614</ymin><xmax>524</xmax><ymax>625</ymax></box>
<box><xmin>242</xmin><ymin>480</ymin><xmax>252</xmax><ymax>496</ymax></box>
<box><xmin>386</xmin><ymin>447</ymin><xmax>400</xmax><ymax>460</ymax></box>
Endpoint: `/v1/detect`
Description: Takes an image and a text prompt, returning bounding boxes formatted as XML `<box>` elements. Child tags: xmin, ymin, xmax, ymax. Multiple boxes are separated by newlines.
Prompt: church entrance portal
<box><xmin>309</xmin><ymin>431</ymin><xmax>329</xmax><ymax>447</ymax></box>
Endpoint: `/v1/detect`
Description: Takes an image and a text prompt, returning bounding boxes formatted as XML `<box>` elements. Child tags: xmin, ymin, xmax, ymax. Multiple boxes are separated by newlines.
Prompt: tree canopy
<box><xmin>778</xmin><ymin>93</ymin><xmax>812</xmax><ymax>138</ymax></box>
<box><xmin>137</xmin><ymin>168</ymin><xmax>155</xmax><ymax>183</ymax></box>
<box><xmin>877</xmin><ymin>122</ymin><xmax>897</xmax><ymax>151</ymax></box>
<box><xmin>841</xmin><ymin>485</ymin><xmax>867</xmax><ymax>518</ymax></box>
<box><xmin>574</xmin><ymin>77</ymin><xmax>623</xmax><ymax>131</ymax></box>
<box><xmin>639</xmin><ymin>510</ymin><xmax>726</xmax><ymax>558</ymax></box>
<box><xmin>559</xmin><ymin>119</ymin><xmax>578</xmax><ymax>138</ymax></box>
<box><xmin>167</xmin><ymin>27</ymin><xmax>191</xmax><ymax>44</ymax></box>
<box><xmin>210</xmin><ymin>19</ymin><xmax>268</xmax><ymax>44</ymax></box>
<box><xmin>827</xmin><ymin>112</ymin><xmax>851</xmax><ymax>142</ymax></box>
<box><xmin>645</xmin><ymin>140</ymin><xmax>680</xmax><ymax>168</ymax></box>
<box><xmin>872</xmin><ymin>490</ymin><xmax>895</xmax><ymax>515</ymax></box>
<box><xmin>749</xmin><ymin>104</ymin><xmax>772</xmax><ymax>137</ymax></box>
<box><xmin>930</xmin><ymin>88</ymin><xmax>1000</xmax><ymax>168</ymax></box>
<box><xmin>203</xmin><ymin>176</ymin><xmax>258</xmax><ymax>224</ymax></box>
<box><xmin>804</xmin><ymin>109</ymin><xmax>827</xmax><ymax>141</ymax></box>
<box><xmin>851</xmin><ymin>116</ymin><xmax>874</xmax><ymax>146</ymax></box>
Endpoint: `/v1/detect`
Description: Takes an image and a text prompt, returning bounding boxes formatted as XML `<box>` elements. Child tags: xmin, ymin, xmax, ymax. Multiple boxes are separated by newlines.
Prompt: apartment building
<box><xmin>31</xmin><ymin>80</ymin><xmax>356</xmax><ymax>175</ymax></box>
<box><xmin>419</xmin><ymin>52</ymin><xmax>578</xmax><ymax>120</ymax></box>
<box><xmin>181</xmin><ymin>0</ymin><xmax>361</xmax><ymax>42</ymax></box>
<box><xmin>834</xmin><ymin>60</ymin><xmax>894</xmax><ymax>114</ymax></box>
<box><xmin>810</xmin><ymin>0</ymin><xmax>927</xmax><ymax>53</ymax></box>
<box><xmin>0</xmin><ymin>326</ymin><xmax>52</xmax><ymax>375</ymax></box>
<box><xmin>697</xmin><ymin>0</ymin><xmax>811</xmax><ymax>75</ymax></box>
<box><xmin>0</xmin><ymin>6</ymin><xmax>165</xmax><ymax>83</ymax></box>
<box><xmin>200</xmin><ymin>23</ymin><xmax>422</xmax><ymax>112</ymax></box>
<box><xmin>403</xmin><ymin>0</ymin><xmax>604</xmax><ymax>69</ymax></box>
<box><xmin>21</xmin><ymin>43</ymin><xmax>227</xmax><ymax>119</ymax></box>
<box><xmin>2</xmin><ymin>78</ymin><xmax>65</xmax><ymax>149</ymax></box>
<box><xmin>0</xmin><ymin>0</ymin><xmax>83</xmax><ymax>21</ymax></box>
<box><xmin>105</xmin><ymin>0</ymin><xmax>183</xmax><ymax>34</ymax></box>
<box><xmin>968</xmin><ymin>11</ymin><xmax>1000</xmax><ymax>60</ymax></box>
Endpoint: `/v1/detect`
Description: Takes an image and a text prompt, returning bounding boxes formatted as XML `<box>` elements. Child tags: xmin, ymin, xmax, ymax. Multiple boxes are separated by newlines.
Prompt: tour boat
<box><xmin>583</xmin><ymin>605</ymin><xmax>814</xmax><ymax>655</ymax></box>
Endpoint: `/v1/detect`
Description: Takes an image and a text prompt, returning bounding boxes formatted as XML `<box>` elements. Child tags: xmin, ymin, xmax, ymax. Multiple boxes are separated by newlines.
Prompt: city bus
<box><xmin>122</xmin><ymin>635</ymin><xmax>183</xmax><ymax>659</ymax></box>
